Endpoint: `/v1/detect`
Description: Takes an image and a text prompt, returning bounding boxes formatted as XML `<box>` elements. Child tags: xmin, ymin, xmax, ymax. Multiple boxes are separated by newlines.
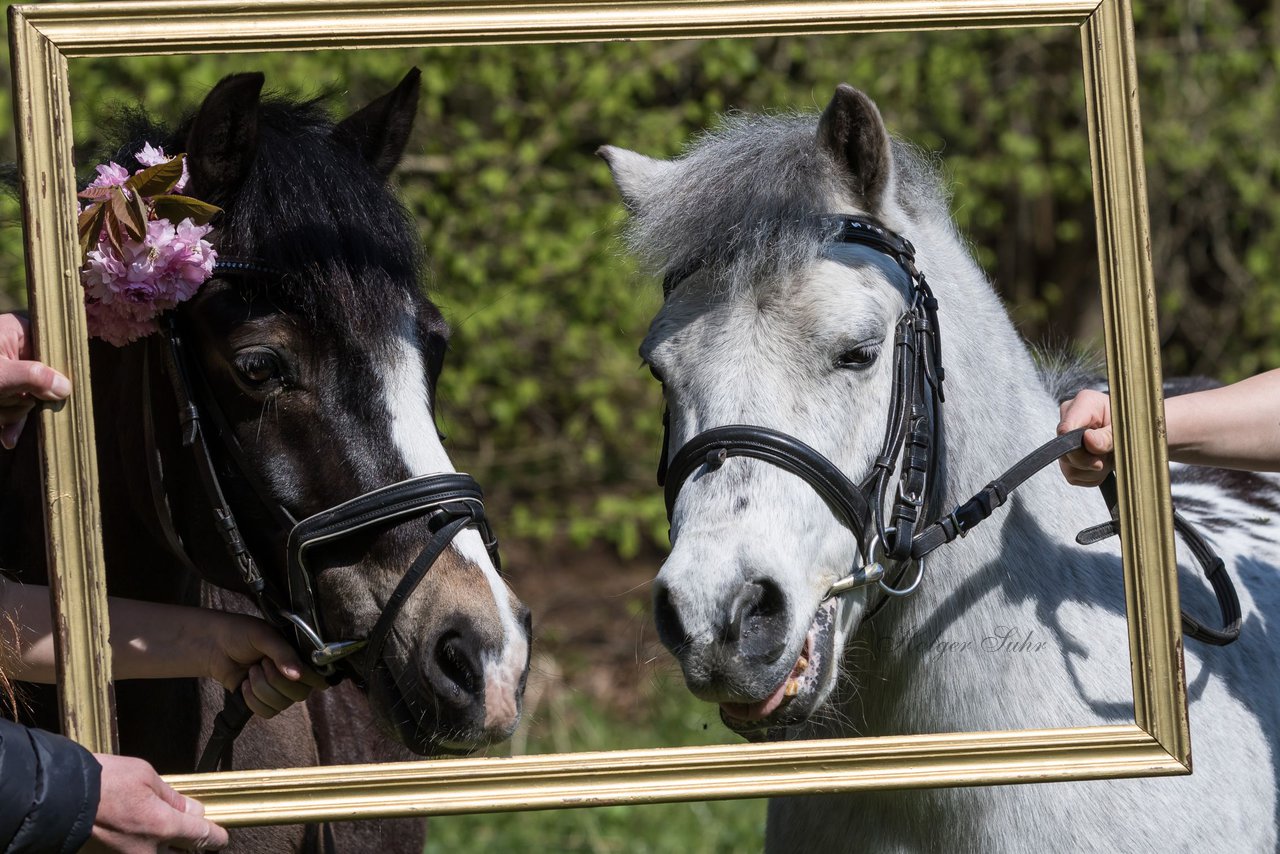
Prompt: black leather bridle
<box><xmin>655</xmin><ymin>215</ymin><xmax>1241</xmax><ymax>643</ymax></box>
<box><xmin>143</xmin><ymin>260</ymin><xmax>500</xmax><ymax>771</ymax></box>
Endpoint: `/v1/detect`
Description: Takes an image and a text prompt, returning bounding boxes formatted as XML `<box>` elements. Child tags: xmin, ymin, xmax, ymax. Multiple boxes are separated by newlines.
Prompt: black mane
<box><xmin>102</xmin><ymin>95</ymin><xmax>425</xmax><ymax>339</ymax></box>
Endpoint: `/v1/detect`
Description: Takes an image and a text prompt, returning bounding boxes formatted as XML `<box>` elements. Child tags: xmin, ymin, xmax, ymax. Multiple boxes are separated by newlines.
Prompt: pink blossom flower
<box><xmin>82</xmin><ymin>248</ymin><xmax>127</xmax><ymax>300</ymax></box>
<box><xmin>88</xmin><ymin>162</ymin><xmax>130</xmax><ymax>189</ymax></box>
<box><xmin>134</xmin><ymin>142</ymin><xmax>167</xmax><ymax>168</ymax></box>
<box><xmin>79</xmin><ymin>146</ymin><xmax>217</xmax><ymax>347</ymax></box>
<box><xmin>84</xmin><ymin>297</ymin><xmax>159</xmax><ymax>347</ymax></box>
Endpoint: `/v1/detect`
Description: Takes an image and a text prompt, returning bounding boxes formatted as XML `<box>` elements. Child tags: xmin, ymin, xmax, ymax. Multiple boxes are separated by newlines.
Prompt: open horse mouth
<box><xmin>718</xmin><ymin>599</ymin><xmax>840</xmax><ymax>738</ymax></box>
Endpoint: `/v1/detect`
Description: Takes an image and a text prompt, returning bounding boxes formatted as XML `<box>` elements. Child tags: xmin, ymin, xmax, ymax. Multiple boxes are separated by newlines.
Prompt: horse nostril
<box><xmin>653</xmin><ymin>580</ymin><xmax>690</xmax><ymax>653</ymax></box>
<box><xmin>725</xmin><ymin>579</ymin><xmax>788</xmax><ymax>662</ymax></box>
<box><xmin>433</xmin><ymin>630</ymin><xmax>481</xmax><ymax>700</ymax></box>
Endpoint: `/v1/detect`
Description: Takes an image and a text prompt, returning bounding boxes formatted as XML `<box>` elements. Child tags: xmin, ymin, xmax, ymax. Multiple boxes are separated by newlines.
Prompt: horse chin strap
<box><xmin>656</xmin><ymin>214</ymin><xmax>1241</xmax><ymax>647</ymax></box>
<box><xmin>144</xmin><ymin>264</ymin><xmax>501</xmax><ymax>772</ymax></box>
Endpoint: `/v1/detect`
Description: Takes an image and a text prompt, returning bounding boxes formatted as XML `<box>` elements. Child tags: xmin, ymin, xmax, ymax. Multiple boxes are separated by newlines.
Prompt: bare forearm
<box><xmin>0</xmin><ymin>583</ymin><xmax>215</xmax><ymax>683</ymax></box>
<box><xmin>1165</xmin><ymin>369</ymin><xmax>1280</xmax><ymax>470</ymax></box>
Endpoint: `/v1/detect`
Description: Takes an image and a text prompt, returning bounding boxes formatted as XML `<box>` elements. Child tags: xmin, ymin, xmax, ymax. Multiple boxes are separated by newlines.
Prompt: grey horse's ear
<box><xmin>333</xmin><ymin>68</ymin><xmax>421</xmax><ymax>177</ymax></box>
<box><xmin>597</xmin><ymin>146</ymin><xmax>678</xmax><ymax>211</ymax></box>
<box><xmin>817</xmin><ymin>84</ymin><xmax>892</xmax><ymax>209</ymax></box>
<box><xmin>185</xmin><ymin>72</ymin><xmax>264</xmax><ymax>204</ymax></box>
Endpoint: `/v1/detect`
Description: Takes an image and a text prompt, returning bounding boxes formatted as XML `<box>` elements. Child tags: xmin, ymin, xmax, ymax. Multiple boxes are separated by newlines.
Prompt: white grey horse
<box><xmin>601</xmin><ymin>85</ymin><xmax>1280</xmax><ymax>852</ymax></box>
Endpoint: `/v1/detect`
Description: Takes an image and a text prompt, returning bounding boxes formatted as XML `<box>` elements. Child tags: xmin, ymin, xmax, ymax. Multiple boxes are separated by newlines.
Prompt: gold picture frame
<box><xmin>9</xmin><ymin>0</ymin><xmax>1188</xmax><ymax>826</ymax></box>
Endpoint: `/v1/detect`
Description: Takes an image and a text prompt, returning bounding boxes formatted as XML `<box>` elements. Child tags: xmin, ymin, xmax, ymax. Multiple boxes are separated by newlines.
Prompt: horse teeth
<box><xmin>785</xmin><ymin>679</ymin><xmax>800</xmax><ymax>697</ymax></box>
<box><xmin>795</xmin><ymin>656</ymin><xmax>809</xmax><ymax>673</ymax></box>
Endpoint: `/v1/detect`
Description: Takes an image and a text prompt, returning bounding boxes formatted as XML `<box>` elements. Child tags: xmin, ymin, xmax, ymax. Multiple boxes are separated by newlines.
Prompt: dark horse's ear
<box><xmin>185</xmin><ymin>72</ymin><xmax>265</xmax><ymax>203</ymax></box>
<box><xmin>817</xmin><ymin>84</ymin><xmax>892</xmax><ymax>209</ymax></box>
<box><xmin>333</xmin><ymin>68</ymin><xmax>422</xmax><ymax>177</ymax></box>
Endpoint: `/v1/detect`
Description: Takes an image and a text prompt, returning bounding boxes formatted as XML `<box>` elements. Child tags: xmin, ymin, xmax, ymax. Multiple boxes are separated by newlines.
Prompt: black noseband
<box><xmin>665</xmin><ymin>426</ymin><xmax>873</xmax><ymax>546</ymax></box>
<box><xmin>285</xmin><ymin>471</ymin><xmax>499</xmax><ymax>681</ymax></box>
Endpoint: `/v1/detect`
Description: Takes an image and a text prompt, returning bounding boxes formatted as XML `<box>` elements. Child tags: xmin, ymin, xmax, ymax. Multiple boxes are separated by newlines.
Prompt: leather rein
<box><xmin>141</xmin><ymin>260</ymin><xmax>500</xmax><ymax>771</ymax></box>
<box><xmin>655</xmin><ymin>215</ymin><xmax>1241</xmax><ymax>646</ymax></box>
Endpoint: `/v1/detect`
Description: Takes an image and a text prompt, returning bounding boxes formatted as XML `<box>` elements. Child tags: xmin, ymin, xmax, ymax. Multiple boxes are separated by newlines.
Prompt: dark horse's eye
<box><xmin>835</xmin><ymin>346</ymin><xmax>879</xmax><ymax>370</ymax></box>
<box><xmin>233</xmin><ymin>348</ymin><xmax>284</xmax><ymax>387</ymax></box>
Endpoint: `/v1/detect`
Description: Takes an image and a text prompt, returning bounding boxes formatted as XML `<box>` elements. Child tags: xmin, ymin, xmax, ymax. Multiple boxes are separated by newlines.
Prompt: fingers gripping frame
<box><xmin>10</xmin><ymin>0</ymin><xmax>1188</xmax><ymax>825</ymax></box>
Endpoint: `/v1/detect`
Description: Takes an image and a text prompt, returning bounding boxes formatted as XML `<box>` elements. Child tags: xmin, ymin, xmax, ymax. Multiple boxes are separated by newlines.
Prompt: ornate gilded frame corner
<box><xmin>8</xmin><ymin>0</ymin><xmax>1188</xmax><ymax>825</ymax></box>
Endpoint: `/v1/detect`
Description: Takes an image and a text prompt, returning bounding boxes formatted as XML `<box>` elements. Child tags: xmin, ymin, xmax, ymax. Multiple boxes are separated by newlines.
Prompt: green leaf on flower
<box><xmin>127</xmin><ymin>156</ymin><xmax>185</xmax><ymax>197</ymax></box>
<box><xmin>151</xmin><ymin>194</ymin><xmax>221</xmax><ymax>225</ymax></box>
<box><xmin>111</xmin><ymin>187</ymin><xmax>145</xmax><ymax>241</ymax></box>
<box><xmin>77</xmin><ymin>186</ymin><xmax>113</xmax><ymax>201</ymax></box>
<box><xmin>78</xmin><ymin>202</ymin><xmax>106</xmax><ymax>258</ymax></box>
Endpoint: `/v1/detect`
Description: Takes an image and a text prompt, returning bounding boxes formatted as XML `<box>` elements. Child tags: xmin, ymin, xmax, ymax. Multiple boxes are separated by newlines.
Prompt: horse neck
<box><xmin>903</xmin><ymin>215</ymin><xmax>1063</xmax><ymax>504</ymax></box>
<box><xmin>823</xmin><ymin>215</ymin><xmax>1129</xmax><ymax>736</ymax></box>
<box><xmin>89</xmin><ymin>340</ymin><xmax>234</xmax><ymax>603</ymax></box>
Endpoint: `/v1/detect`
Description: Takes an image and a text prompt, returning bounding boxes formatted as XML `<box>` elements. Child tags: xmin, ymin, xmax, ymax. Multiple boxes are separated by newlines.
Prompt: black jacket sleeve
<box><xmin>0</xmin><ymin>718</ymin><xmax>100</xmax><ymax>854</ymax></box>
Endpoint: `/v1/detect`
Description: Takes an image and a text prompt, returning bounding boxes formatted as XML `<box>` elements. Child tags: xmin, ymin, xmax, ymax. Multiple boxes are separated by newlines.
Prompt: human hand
<box><xmin>85</xmin><ymin>754</ymin><xmax>228</xmax><ymax>853</ymax></box>
<box><xmin>203</xmin><ymin>613</ymin><xmax>327</xmax><ymax>718</ymax></box>
<box><xmin>0</xmin><ymin>312</ymin><xmax>72</xmax><ymax>449</ymax></box>
<box><xmin>1058</xmin><ymin>388</ymin><xmax>1115</xmax><ymax>487</ymax></box>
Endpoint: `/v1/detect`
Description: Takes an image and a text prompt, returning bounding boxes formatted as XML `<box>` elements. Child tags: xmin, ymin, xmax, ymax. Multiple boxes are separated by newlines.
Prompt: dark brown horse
<box><xmin>0</xmin><ymin>71</ymin><xmax>531</xmax><ymax>852</ymax></box>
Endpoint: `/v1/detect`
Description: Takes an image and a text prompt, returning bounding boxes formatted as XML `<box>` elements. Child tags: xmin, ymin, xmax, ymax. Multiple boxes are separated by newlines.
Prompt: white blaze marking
<box><xmin>383</xmin><ymin>315</ymin><xmax>527</xmax><ymax>730</ymax></box>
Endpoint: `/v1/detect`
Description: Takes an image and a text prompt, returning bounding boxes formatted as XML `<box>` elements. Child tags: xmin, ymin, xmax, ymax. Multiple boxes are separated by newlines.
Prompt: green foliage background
<box><xmin>0</xmin><ymin>2</ymin><xmax>1275</xmax><ymax>556</ymax></box>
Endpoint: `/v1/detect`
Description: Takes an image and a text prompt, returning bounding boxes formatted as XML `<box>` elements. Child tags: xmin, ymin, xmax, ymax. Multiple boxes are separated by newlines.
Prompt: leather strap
<box><xmin>195</xmin><ymin>691</ymin><xmax>252</xmax><ymax>773</ymax></box>
<box><xmin>908</xmin><ymin>429</ymin><xmax>1089</xmax><ymax>558</ymax></box>
<box><xmin>285</xmin><ymin>472</ymin><xmax>496</xmax><ymax>667</ymax></box>
<box><xmin>140</xmin><ymin>342</ymin><xmax>206</xmax><ymax>581</ymax></box>
<box><xmin>191</xmin><ymin>501</ymin><xmax>488</xmax><ymax>772</ymax></box>
<box><xmin>1076</xmin><ymin>474</ymin><xmax>1241</xmax><ymax>646</ymax></box>
<box><xmin>158</xmin><ymin>316</ymin><xmax>275</xmax><ymax>603</ymax></box>
<box><xmin>664</xmin><ymin>425</ymin><xmax>873</xmax><ymax>546</ymax></box>
<box><xmin>361</xmin><ymin>513</ymin><xmax>474</xmax><ymax>686</ymax></box>
<box><xmin>868</xmin><ymin>429</ymin><xmax>1241</xmax><ymax>645</ymax></box>
<box><xmin>822</xmin><ymin>215</ymin><xmax>917</xmax><ymax>265</ymax></box>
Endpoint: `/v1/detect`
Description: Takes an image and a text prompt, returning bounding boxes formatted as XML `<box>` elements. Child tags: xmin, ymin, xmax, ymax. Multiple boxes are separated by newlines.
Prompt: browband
<box><xmin>661</xmin><ymin>215</ymin><xmax>916</xmax><ymax>297</ymax></box>
<box><xmin>213</xmin><ymin>258</ymin><xmax>285</xmax><ymax>279</ymax></box>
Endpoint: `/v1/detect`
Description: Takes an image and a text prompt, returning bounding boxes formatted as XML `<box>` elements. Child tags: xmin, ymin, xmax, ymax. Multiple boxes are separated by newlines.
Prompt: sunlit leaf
<box><xmin>77</xmin><ymin>203</ymin><xmax>106</xmax><ymax>259</ymax></box>
<box><xmin>111</xmin><ymin>187</ymin><xmax>145</xmax><ymax>241</ymax></box>
<box><xmin>101</xmin><ymin>205</ymin><xmax>124</xmax><ymax>257</ymax></box>
<box><xmin>77</xmin><ymin>186</ymin><xmax>113</xmax><ymax>201</ymax></box>
<box><xmin>127</xmin><ymin>156</ymin><xmax>185</xmax><ymax>197</ymax></box>
<box><xmin>151</xmin><ymin>194</ymin><xmax>221</xmax><ymax>225</ymax></box>
<box><xmin>130</xmin><ymin>191</ymin><xmax>150</xmax><ymax>238</ymax></box>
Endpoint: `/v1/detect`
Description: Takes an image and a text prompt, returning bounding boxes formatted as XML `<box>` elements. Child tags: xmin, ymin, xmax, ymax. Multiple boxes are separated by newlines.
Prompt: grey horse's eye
<box><xmin>834</xmin><ymin>345</ymin><xmax>879</xmax><ymax>370</ymax></box>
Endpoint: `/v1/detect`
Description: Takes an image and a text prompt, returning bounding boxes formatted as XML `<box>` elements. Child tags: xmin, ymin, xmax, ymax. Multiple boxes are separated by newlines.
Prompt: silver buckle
<box><xmin>280</xmin><ymin>611</ymin><xmax>368</xmax><ymax>673</ymax></box>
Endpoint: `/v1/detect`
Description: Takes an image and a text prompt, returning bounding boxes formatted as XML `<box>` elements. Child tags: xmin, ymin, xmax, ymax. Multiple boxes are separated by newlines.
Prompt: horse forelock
<box><xmin>624</xmin><ymin>112</ymin><xmax>953</xmax><ymax>297</ymax></box>
<box><xmin>103</xmin><ymin>97</ymin><xmax>427</xmax><ymax>345</ymax></box>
